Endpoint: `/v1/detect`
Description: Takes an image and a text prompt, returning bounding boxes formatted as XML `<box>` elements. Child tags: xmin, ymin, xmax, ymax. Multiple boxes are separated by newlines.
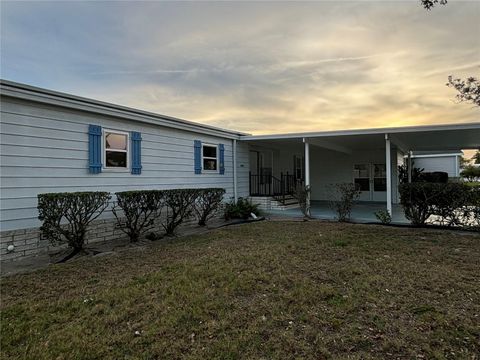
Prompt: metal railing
<box><xmin>249</xmin><ymin>172</ymin><xmax>304</xmax><ymax>204</ymax></box>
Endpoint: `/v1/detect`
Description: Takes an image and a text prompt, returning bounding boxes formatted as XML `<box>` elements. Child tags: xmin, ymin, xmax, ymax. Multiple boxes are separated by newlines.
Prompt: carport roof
<box><xmin>240</xmin><ymin>122</ymin><xmax>480</xmax><ymax>152</ymax></box>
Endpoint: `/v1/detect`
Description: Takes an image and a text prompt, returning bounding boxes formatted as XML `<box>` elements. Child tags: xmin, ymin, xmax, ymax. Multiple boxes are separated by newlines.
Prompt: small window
<box><xmin>202</xmin><ymin>144</ymin><xmax>218</xmax><ymax>171</ymax></box>
<box><xmin>104</xmin><ymin>130</ymin><xmax>128</xmax><ymax>168</ymax></box>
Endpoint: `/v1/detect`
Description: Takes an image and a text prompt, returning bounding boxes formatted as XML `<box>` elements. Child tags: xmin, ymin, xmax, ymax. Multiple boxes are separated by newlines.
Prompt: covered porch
<box><xmin>267</xmin><ymin>201</ymin><xmax>407</xmax><ymax>223</ymax></box>
<box><xmin>241</xmin><ymin>123</ymin><xmax>480</xmax><ymax>218</ymax></box>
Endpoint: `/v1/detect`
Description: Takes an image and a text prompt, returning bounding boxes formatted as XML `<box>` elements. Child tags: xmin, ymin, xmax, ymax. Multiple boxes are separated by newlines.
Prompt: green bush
<box><xmin>328</xmin><ymin>183</ymin><xmax>361</xmax><ymax>222</ymax></box>
<box><xmin>399</xmin><ymin>182</ymin><xmax>479</xmax><ymax>227</ymax></box>
<box><xmin>374</xmin><ymin>210</ymin><xmax>392</xmax><ymax>224</ymax></box>
<box><xmin>162</xmin><ymin>189</ymin><xmax>200</xmax><ymax>235</ymax></box>
<box><xmin>37</xmin><ymin>192</ymin><xmax>111</xmax><ymax>251</ymax></box>
<box><xmin>461</xmin><ymin>165</ymin><xmax>480</xmax><ymax>182</ymax></box>
<box><xmin>224</xmin><ymin>198</ymin><xmax>260</xmax><ymax>220</ymax></box>
<box><xmin>194</xmin><ymin>188</ymin><xmax>226</xmax><ymax>226</ymax></box>
<box><xmin>112</xmin><ymin>190</ymin><xmax>164</xmax><ymax>242</ymax></box>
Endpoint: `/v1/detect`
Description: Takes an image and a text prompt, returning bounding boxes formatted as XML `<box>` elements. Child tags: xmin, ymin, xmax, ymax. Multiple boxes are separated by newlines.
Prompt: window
<box><xmin>202</xmin><ymin>144</ymin><xmax>218</xmax><ymax>171</ymax></box>
<box><xmin>353</xmin><ymin>164</ymin><xmax>370</xmax><ymax>191</ymax></box>
<box><xmin>104</xmin><ymin>130</ymin><xmax>128</xmax><ymax>168</ymax></box>
<box><xmin>373</xmin><ymin>164</ymin><xmax>387</xmax><ymax>191</ymax></box>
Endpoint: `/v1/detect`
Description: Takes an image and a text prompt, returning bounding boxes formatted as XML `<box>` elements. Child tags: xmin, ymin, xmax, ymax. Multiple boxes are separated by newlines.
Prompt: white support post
<box><xmin>385</xmin><ymin>134</ymin><xmax>392</xmax><ymax>216</ymax></box>
<box><xmin>407</xmin><ymin>150</ymin><xmax>412</xmax><ymax>183</ymax></box>
<box><xmin>233</xmin><ymin>139</ymin><xmax>238</xmax><ymax>202</ymax></box>
<box><xmin>304</xmin><ymin>138</ymin><xmax>311</xmax><ymax>217</ymax></box>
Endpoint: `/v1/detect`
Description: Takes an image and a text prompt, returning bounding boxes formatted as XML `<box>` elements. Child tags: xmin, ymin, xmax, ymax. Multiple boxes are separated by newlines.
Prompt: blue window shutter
<box><xmin>194</xmin><ymin>140</ymin><xmax>202</xmax><ymax>174</ymax></box>
<box><xmin>131</xmin><ymin>131</ymin><xmax>142</xmax><ymax>175</ymax></box>
<box><xmin>219</xmin><ymin>143</ymin><xmax>225</xmax><ymax>175</ymax></box>
<box><xmin>88</xmin><ymin>125</ymin><xmax>102</xmax><ymax>174</ymax></box>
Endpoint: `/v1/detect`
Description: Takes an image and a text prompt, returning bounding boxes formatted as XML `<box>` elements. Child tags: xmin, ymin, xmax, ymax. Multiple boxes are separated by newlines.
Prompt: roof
<box><xmin>0</xmin><ymin>79</ymin><xmax>249</xmax><ymax>139</ymax></box>
<box><xmin>241</xmin><ymin>123</ymin><xmax>480</xmax><ymax>153</ymax></box>
<box><xmin>240</xmin><ymin>123</ymin><xmax>480</xmax><ymax>141</ymax></box>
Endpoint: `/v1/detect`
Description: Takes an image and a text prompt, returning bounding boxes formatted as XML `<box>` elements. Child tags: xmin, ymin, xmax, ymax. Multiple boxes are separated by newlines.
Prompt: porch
<box><xmin>266</xmin><ymin>200</ymin><xmax>407</xmax><ymax>224</ymax></box>
<box><xmin>241</xmin><ymin>123</ymin><xmax>480</xmax><ymax>217</ymax></box>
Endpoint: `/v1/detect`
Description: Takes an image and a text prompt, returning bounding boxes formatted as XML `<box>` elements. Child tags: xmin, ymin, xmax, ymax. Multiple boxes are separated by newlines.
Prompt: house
<box><xmin>1</xmin><ymin>80</ymin><xmax>479</xmax><ymax>261</ymax></box>
<box><xmin>407</xmin><ymin>151</ymin><xmax>463</xmax><ymax>178</ymax></box>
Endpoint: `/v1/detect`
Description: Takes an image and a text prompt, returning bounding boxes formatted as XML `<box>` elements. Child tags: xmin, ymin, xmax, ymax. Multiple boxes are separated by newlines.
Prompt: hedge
<box><xmin>399</xmin><ymin>182</ymin><xmax>480</xmax><ymax>228</ymax></box>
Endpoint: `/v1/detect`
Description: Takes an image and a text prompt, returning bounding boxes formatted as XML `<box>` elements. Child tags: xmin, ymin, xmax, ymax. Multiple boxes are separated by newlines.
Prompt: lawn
<box><xmin>1</xmin><ymin>221</ymin><xmax>479</xmax><ymax>359</ymax></box>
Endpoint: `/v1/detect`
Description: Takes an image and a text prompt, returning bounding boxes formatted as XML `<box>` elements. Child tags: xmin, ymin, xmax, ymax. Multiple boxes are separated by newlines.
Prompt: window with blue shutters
<box><xmin>88</xmin><ymin>124</ymin><xmax>102</xmax><ymax>174</ymax></box>
<box><xmin>131</xmin><ymin>131</ymin><xmax>142</xmax><ymax>175</ymax></box>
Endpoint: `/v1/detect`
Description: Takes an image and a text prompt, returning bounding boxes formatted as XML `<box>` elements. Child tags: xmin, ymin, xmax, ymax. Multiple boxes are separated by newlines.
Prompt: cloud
<box><xmin>1</xmin><ymin>1</ymin><xmax>479</xmax><ymax>136</ymax></box>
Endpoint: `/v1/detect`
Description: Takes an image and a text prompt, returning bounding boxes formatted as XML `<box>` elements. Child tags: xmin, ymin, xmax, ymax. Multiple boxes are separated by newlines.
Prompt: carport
<box><xmin>240</xmin><ymin>122</ymin><xmax>480</xmax><ymax>216</ymax></box>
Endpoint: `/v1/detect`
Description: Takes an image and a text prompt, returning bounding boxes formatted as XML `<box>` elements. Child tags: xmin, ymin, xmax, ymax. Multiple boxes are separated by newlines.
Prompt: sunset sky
<box><xmin>1</xmin><ymin>1</ymin><xmax>479</xmax><ymax>139</ymax></box>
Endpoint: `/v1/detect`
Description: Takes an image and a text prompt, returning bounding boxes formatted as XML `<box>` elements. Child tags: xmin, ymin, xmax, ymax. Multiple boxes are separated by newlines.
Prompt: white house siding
<box><xmin>412</xmin><ymin>156</ymin><xmax>459</xmax><ymax>177</ymax></box>
<box><xmin>0</xmin><ymin>96</ymin><xmax>248</xmax><ymax>233</ymax></box>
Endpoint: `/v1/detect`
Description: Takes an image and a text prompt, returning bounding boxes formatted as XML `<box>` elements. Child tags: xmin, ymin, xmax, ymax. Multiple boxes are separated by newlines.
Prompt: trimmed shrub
<box><xmin>399</xmin><ymin>182</ymin><xmax>479</xmax><ymax>227</ymax></box>
<box><xmin>37</xmin><ymin>191</ymin><xmax>111</xmax><ymax>251</ymax></box>
<box><xmin>112</xmin><ymin>190</ymin><xmax>164</xmax><ymax>242</ymax></box>
<box><xmin>224</xmin><ymin>198</ymin><xmax>260</xmax><ymax>220</ymax></box>
<box><xmin>194</xmin><ymin>188</ymin><xmax>226</xmax><ymax>226</ymax></box>
<box><xmin>162</xmin><ymin>189</ymin><xmax>199</xmax><ymax>235</ymax></box>
<box><xmin>328</xmin><ymin>183</ymin><xmax>361</xmax><ymax>222</ymax></box>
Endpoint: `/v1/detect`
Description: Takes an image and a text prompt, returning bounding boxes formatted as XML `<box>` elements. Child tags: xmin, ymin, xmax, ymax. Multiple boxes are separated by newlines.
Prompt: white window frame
<box><xmin>103</xmin><ymin>129</ymin><xmax>129</xmax><ymax>171</ymax></box>
<box><xmin>202</xmin><ymin>143</ymin><xmax>219</xmax><ymax>173</ymax></box>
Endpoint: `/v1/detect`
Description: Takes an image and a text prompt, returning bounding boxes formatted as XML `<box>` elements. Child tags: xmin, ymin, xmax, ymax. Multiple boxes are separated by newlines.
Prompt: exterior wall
<box><xmin>309</xmin><ymin>147</ymin><xmax>399</xmax><ymax>203</ymax></box>
<box><xmin>0</xmin><ymin>96</ymin><xmax>249</xmax><ymax>261</ymax></box>
<box><xmin>413</xmin><ymin>156</ymin><xmax>459</xmax><ymax>177</ymax></box>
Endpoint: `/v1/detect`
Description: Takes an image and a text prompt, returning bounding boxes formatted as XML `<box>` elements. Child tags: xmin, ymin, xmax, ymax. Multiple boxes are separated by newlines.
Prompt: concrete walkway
<box><xmin>266</xmin><ymin>200</ymin><xmax>408</xmax><ymax>224</ymax></box>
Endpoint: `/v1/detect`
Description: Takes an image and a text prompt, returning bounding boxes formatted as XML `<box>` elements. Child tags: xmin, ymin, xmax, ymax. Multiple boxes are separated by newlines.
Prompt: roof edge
<box><xmin>240</xmin><ymin>122</ymin><xmax>480</xmax><ymax>141</ymax></box>
<box><xmin>0</xmin><ymin>79</ymin><xmax>249</xmax><ymax>139</ymax></box>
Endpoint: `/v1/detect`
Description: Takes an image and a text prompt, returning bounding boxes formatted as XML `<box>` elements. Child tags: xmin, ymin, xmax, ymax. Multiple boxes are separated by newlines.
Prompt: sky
<box><xmin>1</xmin><ymin>0</ymin><xmax>479</xmax><ymax>141</ymax></box>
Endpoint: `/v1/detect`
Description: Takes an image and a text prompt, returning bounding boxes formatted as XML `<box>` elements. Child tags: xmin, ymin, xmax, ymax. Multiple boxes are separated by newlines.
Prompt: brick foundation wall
<box><xmin>0</xmin><ymin>211</ymin><xmax>220</xmax><ymax>263</ymax></box>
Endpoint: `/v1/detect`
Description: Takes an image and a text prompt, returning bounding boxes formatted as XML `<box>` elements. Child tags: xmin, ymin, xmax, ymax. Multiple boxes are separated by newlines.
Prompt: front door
<box><xmin>353</xmin><ymin>164</ymin><xmax>387</xmax><ymax>201</ymax></box>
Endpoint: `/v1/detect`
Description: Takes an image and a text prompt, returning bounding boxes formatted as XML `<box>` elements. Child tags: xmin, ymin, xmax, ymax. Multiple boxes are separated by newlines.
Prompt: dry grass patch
<box><xmin>1</xmin><ymin>221</ymin><xmax>479</xmax><ymax>359</ymax></box>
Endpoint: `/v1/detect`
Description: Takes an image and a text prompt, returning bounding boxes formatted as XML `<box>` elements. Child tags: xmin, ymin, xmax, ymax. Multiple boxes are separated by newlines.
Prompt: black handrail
<box><xmin>249</xmin><ymin>172</ymin><xmax>304</xmax><ymax>204</ymax></box>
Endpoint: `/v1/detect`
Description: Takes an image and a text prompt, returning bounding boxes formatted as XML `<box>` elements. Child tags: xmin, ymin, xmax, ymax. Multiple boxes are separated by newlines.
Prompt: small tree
<box><xmin>37</xmin><ymin>192</ymin><xmax>111</xmax><ymax>252</ymax></box>
<box><xmin>194</xmin><ymin>188</ymin><xmax>226</xmax><ymax>226</ymax></box>
<box><xmin>473</xmin><ymin>150</ymin><xmax>480</xmax><ymax>165</ymax></box>
<box><xmin>112</xmin><ymin>190</ymin><xmax>164</xmax><ymax>242</ymax></box>
<box><xmin>328</xmin><ymin>183</ymin><xmax>360</xmax><ymax>222</ymax></box>
<box><xmin>460</xmin><ymin>165</ymin><xmax>480</xmax><ymax>182</ymax></box>
<box><xmin>420</xmin><ymin>0</ymin><xmax>447</xmax><ymax>10</ymax></box>
<box><xmin>293</xmin><ymin>185</ymin><xmax>312</xmax><ymax>219</ymax></box>
<box><xmin>447</xmin><ymin>76</ymin><xmax>480</xmax><ymax>107</ymax></box>
<box><xmin>162</xmin><ymin>189</ymin><xmax>199</xmax><ymax>235</ymax></box>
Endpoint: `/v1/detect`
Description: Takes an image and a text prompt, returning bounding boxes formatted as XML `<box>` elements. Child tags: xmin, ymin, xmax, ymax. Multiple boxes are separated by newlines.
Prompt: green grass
<box><xmin>1</xmin><ymin>221</ymin><xmax>479</xmax><ymax>359</ymax></box>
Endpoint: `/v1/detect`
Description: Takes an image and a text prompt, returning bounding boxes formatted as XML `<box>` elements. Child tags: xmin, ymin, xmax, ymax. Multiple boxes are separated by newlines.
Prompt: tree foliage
<box><xmin>447</xmin><ymin>76</ymin><xmax>480</xmax><ymax>107</ymax></box>
<box><xmin>420</xmin><ymin>0</ymin><xmax>447</xmax><ymax>10</ymax></box>
<box><xmin>37</xmin><ymin>192</ymin><xmax>111</xmax><ymax>250</ymax></box>
<box><xmin>460</xmin><ymin>165</ymin><xmax>480</xmax><ymax>182</ymax></box>
<box><xmin>473</xmin><ymin>150</ymin><xmax>480</xmax><ymax>164</ymax></box>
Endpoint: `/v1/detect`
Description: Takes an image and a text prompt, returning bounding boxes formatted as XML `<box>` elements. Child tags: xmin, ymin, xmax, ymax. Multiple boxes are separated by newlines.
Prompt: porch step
<box><xmin>249</xmin><ymin>196</ymin><xmax>300</xmax><ymax>211</ymax></box>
